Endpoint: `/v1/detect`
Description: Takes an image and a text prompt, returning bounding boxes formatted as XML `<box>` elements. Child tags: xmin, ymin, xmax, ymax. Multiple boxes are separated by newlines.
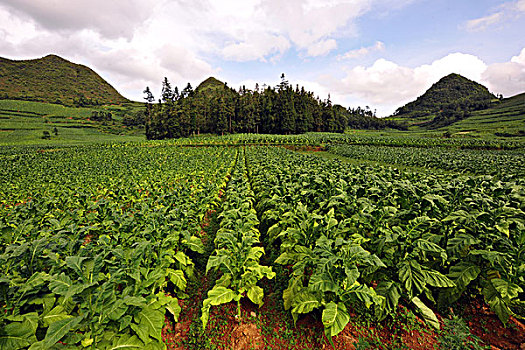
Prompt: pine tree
<box><xmin>181</xmin><ymin>83</ymin><xmax>194</xmax><ymax>99</ymax></box>
<box><xmin>161</xmin><ymin>77</ymin><xmax>173</xmax><ymax>103</ymax></box>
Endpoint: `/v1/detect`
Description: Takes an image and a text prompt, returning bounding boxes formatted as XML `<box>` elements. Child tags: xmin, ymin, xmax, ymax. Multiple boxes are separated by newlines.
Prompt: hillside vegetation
<box><xmin>391</xmin><ymin>74</ymin><xmax>496</xmax><ymax>127</ymax></box>
<box><xmin>0</xmin><ymin>99</ymin><xmax>144</xmax><ymax>145</ymax></box>
<box><xmin>0</xmin><ymin>54</ymin><xmax>522</xmax><ymax>141</ymax></box>
<box><xmin>0</xmin><ymin>55</ymin><xmax>128</xmax><ymax>106</ymax></box>
<box><xmin>441</xmin><ymin>92</ymin><xmax>525</xmax><ymax>136</ymax></box>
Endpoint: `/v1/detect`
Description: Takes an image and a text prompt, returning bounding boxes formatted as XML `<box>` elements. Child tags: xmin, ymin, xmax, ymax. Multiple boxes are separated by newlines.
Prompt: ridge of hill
<box><xmin>0</xmin><ymin>54</ymin><xmax>128</xmax><ymax>106</ymax></box>
<box><xmin>195</xmin><ymin>77</ymin><xmax>227</xmax><ymax>94</ymax></box>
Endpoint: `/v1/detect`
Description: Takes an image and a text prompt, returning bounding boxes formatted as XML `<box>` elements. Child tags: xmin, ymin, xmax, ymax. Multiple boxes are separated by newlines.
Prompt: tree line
<box><xmin>144</xmin><ymin>74</ymin><xmax>404</xmax><ymax>140</ymax></box>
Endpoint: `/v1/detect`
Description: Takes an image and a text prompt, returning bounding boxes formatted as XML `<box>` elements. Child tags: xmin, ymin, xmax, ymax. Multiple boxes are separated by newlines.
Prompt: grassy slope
<box><xmin>0</xmin><ymin>100</ymin><xmax>145</xmax><ymax>145</ymax></box>
<box><xmin>440</xmin><ymin>92</ymin><xmax>525</xmax><ymax>135</ymax></box>
<box><xmin>0</xmin><ymin>54</ymin><xmax>128</xmax><ymax>106</ymax></box>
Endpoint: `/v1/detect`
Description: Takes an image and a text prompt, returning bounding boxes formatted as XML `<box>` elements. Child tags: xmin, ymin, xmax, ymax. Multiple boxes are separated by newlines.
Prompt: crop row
<box><xmin>328</xmin><ymin>144</ymin><xmax>525</xmax><ymax>177</ymax></box>
<box><xmin>141</xmin><ymin>132</ymin><xmax>525</xmax><ymax>150</ymax></box>
<box><xmin>245</xmin><ymin>146</ymin><xmax>524</xmax><ymax>340</ymax></box>
<box><xmin>201</xmin><ymin>148</ymin><xmax>275</xmax><ymax>329</ymax></box>
<box><xmin>0</xmin><ymin>145</ymin><xmax>236</xmax><ymax>349</ymax></box>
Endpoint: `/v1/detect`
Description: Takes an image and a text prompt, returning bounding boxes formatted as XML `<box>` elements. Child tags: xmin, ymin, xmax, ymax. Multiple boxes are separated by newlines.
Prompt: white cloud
<box><xmin>158</xmin><ymin>45</ymin><xmax>215</xmax><ymax>80</ymax></box>
<box><xmin>465</xmin><ymin>13</ymin><xmax>503</xmax><ymax>32</ymax></box>
<box><xmin>338</xmin><ymin>41</ymin><xmax>384</xmax><ymax>60</ymax></box>
<box><xmin>222</xmin><ymin>33</ymin><xmax>291</xmax><ymax>62</ymax></box>
<box><xmin>482</xmin><ymin>48</ymin><xmax>525</xmax><ymax>96</ymax></box>
<box><xmin>0</xmin><ymin>0</ymin><xmax>156</xmax><ymax>40</ymax></box>
<box><xmin>414</xmin><ymin>53</ymin><xmax>487</xmax><ymax>83</ymax></box>
<box><xmin>511</xmin><ymin>47</ymin><xmax>525</xmax><ymax>64</ymax></box>
<box><xmin>259</xmin><ymin>0</ymin><xmax>371</xmax><ymax>56</ymax></box>
<box><xmin>464</xmin><ymin>0</ymin><xmax>525</xmax><ymax>32</ymax></box>
<box><xmin>307</xmin><ymin>39</ymin><xmax>338</xmax><ymax>57</ymax></box>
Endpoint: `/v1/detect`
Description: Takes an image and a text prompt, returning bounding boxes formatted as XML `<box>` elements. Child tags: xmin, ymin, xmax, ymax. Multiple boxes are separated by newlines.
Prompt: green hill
<box><xmin>391</xmin><ymin>73</ymin><xmax>496</xmax><ymax>127</ymax></box>
<box><xmin>0</xmin><ymin>54</ymin><xmax>128</xmax><ymax>106</ymax></box>
<box><xmin>193</xmin><ymin>76</ymin><xmax>239</xmax><ymax>102</ymax></box>
<box><xmin>194</xmin><ymin>77</ymin><xmax>228</xmax><ymax>95</ymax></box>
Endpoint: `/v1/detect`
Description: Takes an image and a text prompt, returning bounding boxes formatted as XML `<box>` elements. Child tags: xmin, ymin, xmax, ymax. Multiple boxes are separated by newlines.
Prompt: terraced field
<box><xmin>0</xmin><ymin>100</ymin><xmax>144</xmax><ymax>145</ymax></box>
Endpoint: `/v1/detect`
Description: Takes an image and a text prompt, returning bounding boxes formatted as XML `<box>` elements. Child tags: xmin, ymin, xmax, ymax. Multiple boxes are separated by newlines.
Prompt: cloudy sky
<box><xmin>0</xmin><ymin>0</ymin><xmax>524</xmax><ymax>116</ymax></box>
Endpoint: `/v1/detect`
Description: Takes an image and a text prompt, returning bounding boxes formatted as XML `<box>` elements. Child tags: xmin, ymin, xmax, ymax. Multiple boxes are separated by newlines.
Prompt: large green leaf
<box><xmin>105</xmin><ymin>335</ymin><xmax>145</xmax><ymax>350</ymax></box>
<box><xmin>204</xmin><ymin>286</ymin><xmax>235</xmax><ymax>306</ymax></box>
<box><xmin>495</xmin><ymin>221</ymin><xmax>510</xmax><ymax>237</ymax></box>
<box><xmin>167</xmin><ymin>269</ymin><xmax>187</xmax><ymax>291</ymax></box>
<box><xmin>491</xmin><ymin>278</ymin><xmax>523</xmax><ymax>300</ymax></box>
<box><xmin>0</xmin><ymin>319</ymin><xmax>37</xmax><ymax>350</ymax></box>
<box><xmin>165</xmin><ymin>298</ymin><xmax>181</xmax><ymax>322</ymax></box>
<box><xmin>130</xmin><ymin>306</ymin><xmax>164</xmax><ymax>344</ymax></box>
<box><xmin>482</xmin><ymin>283</ymin><xmax>512</xmax><ymax>324</ymax></box>
<box><xmin>446</xmin><ymin>234</ymin><xmax>480</xmax><ymax>257</ymax></box>
<box><xmin>322</xmin><ymin>302</ymin><xmax>350</xmax><ymax>337</ymax></box>
<box><xmin>448</xmin><ymin>262</ymin><xmax>481</xmax><ymax>290</ymax></box>
<box><xmin>48</xmin><ymin>273</ymin><xmax>72</xmax><ymax>295</ymax></box>
<box><xmin>105</xmin><ymin>300</ymin><xmax>128</xmax><ymax>321</ymax></box>
<box><xmin>201</xmin><ymin>286</ymin><xmax>236</xmax><ymax>329</ymax></box>
<box><xmin>308</xmin><ymin>272</ymin><xmax>338</xmax><ymax>293</ymax></box>
<box><xmin>422</xmin><ymin>194</ymin><xmax>448</xmax><ymax>208</ymax></box>
<box><xmin>291</xmin><ymin>291</ymin><xmax>320</xmax><ymax>315</ymax></box>
<box><xmin>29</xmin><ymin>315</ymin><xmax>83</xmax><ymax>350</ymax></box>
<box><xmin>398</xmin><ymin>260</ymin><xmax>426</xmax><ymax>298</ymax></box>
<box><xmin>42</xmin><ymin>306</ymin><xmax>71</xmax><ymax>327</ymax></box>
<box><xmin>205</xmin><ymin>254</ymin><xmax>228</xmax><ymax>274</ymax></box>
<box><xmin>439</xmin><ymin>262</ymin><xmax>481</xmax><ymax>305</ymax></box>
<box><xmin>376</xmin><ymin>281</ymin><xmax>401</xmax><ymax>314</ymax></box>
<box><xmin>411</xmin><ymin>297</ymin><xmax>440</xmax><ymax>330</ymax></box>
<box><xmin>348</xmin><ymin>284</ymin><xmax>384</xmax><ymax>309</ymax></box>
<box><xmin>282</xmin><ymin>277</ymin><xmax>302</xmax><ymax>311</ymax></box>
<box><xmin>415</xmin><ymin>239</ymin><xmax>447</xmax><ymax>261</ymax></box>
<box><xmin>174</xmin><ymin>251</ymin><xmax>190</xmax><ymax>266</ymax></box>
<box><xmin>425</xmin><ymin>270</ymin><xmax>455</xmax><ymax>288</ymax></box>
<box><xmin>247</xmin><ymin>285</ymin><xmax>264</xmax><ymax>307</ymax></box>
<box><xmin>182</xmin><ymin>236</ymin><xmax>204</xmax><ymax>254</ymax></box>
<box><xmin>19</xmin><ymin>271</ymin><xmax>49</xmax><ymax>295</ymax></box>
<box><xmin>65</xmin><ymin>256</ymin><xmax>88</xmax><ymax>279</ymax></box>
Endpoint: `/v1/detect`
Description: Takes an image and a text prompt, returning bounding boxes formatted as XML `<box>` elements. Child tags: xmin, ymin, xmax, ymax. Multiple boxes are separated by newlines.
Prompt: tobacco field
<box><xmin>1</xmin><ymin>136</ymin><xmax>524</xmax><ymax>349</ymax></box>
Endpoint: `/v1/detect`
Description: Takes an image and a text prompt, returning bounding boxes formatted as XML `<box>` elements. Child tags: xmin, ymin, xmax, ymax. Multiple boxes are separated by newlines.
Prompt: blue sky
<box><xmin>0</xmin><ymin>0</ymin><xmax>524</xmax><ymax>115</ymax></box>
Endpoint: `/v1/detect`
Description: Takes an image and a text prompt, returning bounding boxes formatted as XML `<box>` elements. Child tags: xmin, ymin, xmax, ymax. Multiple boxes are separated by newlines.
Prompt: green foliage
<box><xmin>246</xmin><ymin>146</ymin><xmax>524</xmax><ymax>334</ymax></box>
<box><xmin>0</xmin><ymin>55</ymin><xmax>128</xmax><ymax>106</ymax></box>
<box><xmin>438</xmin><ymin>315</ymin><xmax>487</xmax><ymax>350</ymax></box>
<box><xmin>328</xmin><ymin>144</ymin><xmax>525</xmax><ymax>177</ymax></box>
<box><xmin>0</xmin><ymin>99</ymin><xmax>145</xmax><ymax>145</ymax></box>
<box><xmin>202</xmin><ymin>149</ymin><xmax>274</xmax><ymax>328</ymax></box>
<box><xmin>145</xmin><ymin>75</ymin><xmax>389</xmax><ymax>139</ymax></box>
<box><xmin>1</xmin><ymin>136</ymin><xmax>523</xmax><ymax>349</ymax></box>
<box><xmin>0</xmin><ymin>145</ymin><xmax>236</xmax><ymax>349</ymax></box>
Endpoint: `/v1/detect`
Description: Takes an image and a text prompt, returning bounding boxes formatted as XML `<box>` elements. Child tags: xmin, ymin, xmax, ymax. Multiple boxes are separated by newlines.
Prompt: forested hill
<box><xmin>391</xmin><ymin>73</ymin><xmax>496</xmax><ymax>128</ymax></box>
<box><xmin>144</xmin><ymin>75</ymin><xmax>405</xmax><ymax>139</ymax></box>
<box><xmin>0</xmin><ymin>55</ymin><xmax>128</xmax><ymax>106</ymax></box>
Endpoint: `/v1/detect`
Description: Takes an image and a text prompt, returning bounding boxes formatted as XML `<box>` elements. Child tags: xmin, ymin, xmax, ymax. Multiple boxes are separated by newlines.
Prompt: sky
<box><xmin>0</xmin><ymin>0</ymin><xmax>524</xmax><ymax>116</ymax></box>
